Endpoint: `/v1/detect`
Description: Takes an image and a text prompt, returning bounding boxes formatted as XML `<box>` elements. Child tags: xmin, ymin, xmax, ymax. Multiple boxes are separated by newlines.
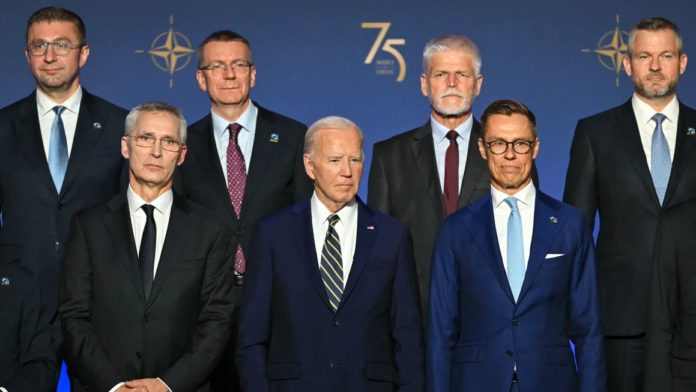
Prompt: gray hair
<box><xmin>628</xmin><ymin>17</ymin><xmax>683</xmax><ymax>56</ymax></box>
<box><xmin>125</xmin><ymin>101</ymin><xmax>187</xmax><ymax>144</ymax></box>
<box><xmin>422</xmin><ymin>35</ymin><xmax>482</xmax><ymax>76</ymax></box>
<box><xmin>304</xmin><ymin>116</ymin><xmax>364</xmax><ymax>159</ymax></box>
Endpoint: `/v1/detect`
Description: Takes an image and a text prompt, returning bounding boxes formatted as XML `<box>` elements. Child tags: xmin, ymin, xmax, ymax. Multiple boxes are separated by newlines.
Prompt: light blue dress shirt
<box><xmin>211</xmin><ymin>101</ymin><xmax>259</xmax><ymax>184</ymax></box>
<box><xmin>430</xmin><ymin>115</ymin><xmax>473</xmax><ymax>193</ymax></box>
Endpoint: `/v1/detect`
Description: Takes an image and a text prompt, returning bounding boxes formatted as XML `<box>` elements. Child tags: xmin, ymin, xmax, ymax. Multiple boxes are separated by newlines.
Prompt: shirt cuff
<box><xmin>158</xmin><ymin>377</ymin><xmax>172</xmax><ymax>392</ymax></box>
<box><xmin>109</xmin><ymin>382</ymin><xmax>125</xmax><ymax>392</ymax></box>
<box><xmin>1</xmin><ymin>387</ymin><xmax>8</xmax><ymax>392</ymax></box>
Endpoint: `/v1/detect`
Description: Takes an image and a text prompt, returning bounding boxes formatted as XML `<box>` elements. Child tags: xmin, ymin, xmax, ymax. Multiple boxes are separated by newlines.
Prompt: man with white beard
<box><xmin>368</xmin><ymin>35</ymin><xmax>539</xmax><ymax>321</ymax></box>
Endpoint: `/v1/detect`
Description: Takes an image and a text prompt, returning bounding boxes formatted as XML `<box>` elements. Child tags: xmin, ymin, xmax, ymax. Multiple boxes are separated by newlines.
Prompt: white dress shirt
<box><xmin>36</xmin><ymin>86</ymin><xmax>82</xmax><ymax>158</ymax></box>
<box><xmin>491</xmin><ymin>182</ymin><xmax>536</xmax><ymax>272</ymax></box>
<box><xmin>311</xmin><ymin>192</ymin><xmax>358</xmax><ymax>284</ymax></box>
<box><xmin>109</xmin><ymin>186</ymin><xmax>174</xmax><ymax>392</ymax></box>
<box><xmin>211</xmin><ymin>101</ymin><xmax>259</xmax><ymax>184</ymax></box>
<box><xmin>632</xmin><ymin>93</ymin><xmax>679</xmax><ymax>171</ymax></box>
<box><xmin>431</xmin><ymin>114</ymin><xmax>473</xmax><ymax>193</ymax></box>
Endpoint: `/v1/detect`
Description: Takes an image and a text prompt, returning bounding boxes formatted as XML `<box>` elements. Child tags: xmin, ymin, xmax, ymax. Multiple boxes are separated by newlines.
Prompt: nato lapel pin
<box><xmin>688</xmin><ymin>127</ymin><xmax>695</xmax><ymax>136</ymax></box>
<box><xmin>93</xmin><ymin>122</ymin><xmax>102</xmax><ymax>129</ymax></box>
<box><xmin>1</xmin><ymin>277</ymin><xmax>9</xmax><ymax>286</ymax></box>
<box><xmin>270</xmin><ymin>133</ymin><xmax>279</xmax><ymax>142</ymax></box>
<box><xmin>549</xmin><ymin>216</ymin><xmax>558</xmax><ymax>224</ymax></box>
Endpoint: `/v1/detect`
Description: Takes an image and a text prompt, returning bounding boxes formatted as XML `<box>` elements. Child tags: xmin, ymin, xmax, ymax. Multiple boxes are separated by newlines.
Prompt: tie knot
<box><xmin>652</xmin><ymin>113</ymin><xmax>667</xmax><ymax>125</ymax></box>
<box><xmin>228</xmin><ymin>123</ymin><xmax>243</xmax><ymax>141</ymax></box>
<box><xmin>504</xmin><ymin>196</ymin><xmax>519</xmax><ymax>212</ymax></box>
<box><xmin>446</xmin><ymin>130</ymin><xmax>459</xmax><ymax>142</ymax></box>
<box><xmin>328</xmin><ymin>214</ymin><xmax>340</xmax><ymax>227</ymax></box>
<box><xmin>53</xmin><ymin>105</ymin><xmax>66</xmax><ymax>116</ymax></box>
<box><xmin>141</xmin><ymin>204</ymin><xmax>155</xmax><ymax>218</ymax></box>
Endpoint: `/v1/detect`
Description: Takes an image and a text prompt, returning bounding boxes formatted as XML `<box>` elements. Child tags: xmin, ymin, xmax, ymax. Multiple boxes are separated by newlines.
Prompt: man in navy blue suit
<box><xmin>427</xmin><ymin>100</ymin><xmax>606</xmax><ymax>392</ymax></box>
<box><xmin>236</xmin><ymin>116</ymin><xmax>424</xmax><ymax>392</ymax></box>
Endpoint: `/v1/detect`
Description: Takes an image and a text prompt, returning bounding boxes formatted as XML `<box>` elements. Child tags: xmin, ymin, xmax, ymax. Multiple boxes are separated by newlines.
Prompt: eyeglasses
<box><xmin>130</xmin><ymin>135</ymin><xmax>183</xmax><ymax>152</ymax></box>
<box><xmin>27</xmin><ymin>41</ymin><xmax>82</xmax><ymax>56</ymax></box>
<box><xmin>484</xmin><ymin>139</ymin><xmax>535</xmax><ymax>155</ymax></box>
<box><xmin>199</xmin><ymin>60</ymin><xmax>253</xmax><ymax>75</ymax></box>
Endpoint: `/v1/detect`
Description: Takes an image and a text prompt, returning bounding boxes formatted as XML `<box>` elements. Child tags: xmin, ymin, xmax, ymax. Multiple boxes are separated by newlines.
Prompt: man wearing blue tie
<box><xmin>427</xmin><ymin>100</ymin><xmax>606</xmax><ymax>392</ymax></box>
<box><xmin>236</xmin><ymin>116</ymin><xmax>424</xmax><ymax>392</ymax></box>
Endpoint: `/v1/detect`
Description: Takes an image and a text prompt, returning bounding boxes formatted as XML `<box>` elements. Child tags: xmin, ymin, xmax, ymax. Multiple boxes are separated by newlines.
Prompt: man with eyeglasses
<box><xmin>428</xmin><ymin>100</ymin><xmax>606</xmax><ymax>392</ymax></box>
<box><xmin>173</xmin><ymin>30</ymin><xmax>313</xmax><ymax>392</ymax></box>
<box><xmin>59</xmin><ymin>102</ymin><xmax>235</xmax><ymax>392</ymax></box>
<box><xmin>0</xmin><ymin>6</ymin><xmax>128</xmax><ymax>382</ymax></box>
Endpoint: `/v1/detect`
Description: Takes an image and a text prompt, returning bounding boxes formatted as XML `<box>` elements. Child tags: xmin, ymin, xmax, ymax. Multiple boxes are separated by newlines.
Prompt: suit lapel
<box><xmin>615</xmin><ymin>100</ymin><xmax>661</xmax><ymax>207</ymax></box>
<box><xmin>465</xmin><ymin>195</ymin><xmax>515</xmax><ymax>304</ymax></box>
<box><xmin>337</xmin><ymin>199</ymin><xmax>377</xmax><ymax>313</ymax></box>
<box><xmin>458</xmin><ymin>119</ymin><xmax>486</xmax><ymax>209</ymax></box>
<box><xmin>664</xmin><ymin>101</ymin><xmax>696</xmax><ymax>207</ymax></box>
<box><xmin>189</xmin><ymin>115</ymin><xmax>238</xmax><ymax>222</ymax></box>
<box><xmin>13</xmin><ymin>92</ymin><xmax>58</xmax><ymax>197</ymax></box>
<box><xmin>241</xmin><ymin>105</ymin><xmax>279</xmax><ymax>222</ymax></box>
<box><xmin>291</xmin><ymin>199</ymin><xmax>332</xmax><ymax>311</ymax></box>
<box><xmin>103</xmin><ymin>193</ymin><xmax>146</xmax><ymax>305</ymax></box>
<box><xmin>60</xmin><ymin>89</ymin><xmax>106</xmax><ymax>198</ymax></box>
<box><xmin>411</xmin><ymin>122</ymin><xmax>447</xmax><ymax>221</ymax></box>
<box><xmin>146</xmin><ymin>194</ymin><xmax>196</xmax><ymax>309</ymax></box>
<box><xmin>516</xmin><ymin>192</ymin><xmax>564</xmax><ymax>304</ymax></box>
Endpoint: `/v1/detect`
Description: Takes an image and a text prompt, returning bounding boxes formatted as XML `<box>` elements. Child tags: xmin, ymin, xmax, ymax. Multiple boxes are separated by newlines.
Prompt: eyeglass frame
<box><xmin>198</xmin><ymin>60</ymin><xmax>254</xmax><ymax>74</ymax></box>
<box><xmin>26</xmin><ymin>41</ymin><xmax>84</xmax><ymax>56</ymax></box>
<box><xmin>128</xmin><ymin>135</ymin><xmax>184</xmax><ymax>152</ymax></box>
<box><xmin>483</xmin><ymin>139</ymin><xmax>536</xmax><ymax>155</ymax></box>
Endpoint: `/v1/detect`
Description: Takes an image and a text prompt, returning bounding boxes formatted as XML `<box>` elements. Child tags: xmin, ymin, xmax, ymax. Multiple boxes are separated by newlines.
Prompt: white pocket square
<box><xmin>545</xmin><ymin>253</ymin><xmax>565</xmax><ymax>259</ymax></box>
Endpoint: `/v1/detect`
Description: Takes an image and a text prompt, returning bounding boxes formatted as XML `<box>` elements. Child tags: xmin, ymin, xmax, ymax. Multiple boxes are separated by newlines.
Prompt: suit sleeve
<box><xmin>59</xmin><ymin>215</ymin><xmax>123</xmax><ymax>391</ymax></box>
<box><xmin>644</xmin><ymin>215</ymin><xmax>678</xmax><ymax>392</ymax></box>
<box><xmin>568</xmin><ymin>215</ymin><xmax>607</xmax><ymax>392</ymax></box>
<box><xmin>367</xmin><ymin>143</ymin><xmax>390</xmax><ymax>214</ymax></box>
<box><xmin>4</xmin><ymin>276</ymin><xmax>60</xmax><ymax>391</ymax></box>
<box><xmin>391</xmin><ymin>227</ymin><xmax>425</xmax><ymax>391</ymax></box>
<box><xmin>159</xmin><ymin>223</ymin><xmax>236</xmax><ymax>390</ymax></box>
<box><xmin>426</xmin><ymin>219</ymin><xmax>459</xmax><ymax>392</ymax></box>
<box><xmin>236</xmin><ymin>221</ymin><xmax>273</xmax><ymax>392</ymax></box>
<box><xmin>563</xmin><ymin>119</ymin><xmax>598</xmax><ymax>229</ymax></box>
<box><xmin>291</xmin><ymin>126</ymin><xmax>314</xmax><ymax>203</ymax></box>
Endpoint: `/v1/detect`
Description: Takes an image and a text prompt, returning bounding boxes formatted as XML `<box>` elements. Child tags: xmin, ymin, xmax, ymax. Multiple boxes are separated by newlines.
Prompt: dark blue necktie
<box><xmin>48</xmin><ymin>106</ymin><xmax>68</xmax><ymax>192</ymax></box>
<box><xmin>139</xmin><ymin>205</ymin><xmax>156</xmax><ymax>301</ymax></box>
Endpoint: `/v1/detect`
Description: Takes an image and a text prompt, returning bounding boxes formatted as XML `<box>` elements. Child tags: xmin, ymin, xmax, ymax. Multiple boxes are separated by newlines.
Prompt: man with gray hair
<box><xmin>564</xmin><ymin>17</ymin><xmax>695</xmax><ymax>392</ymax></box>
<box><xmin>60</xmin><ymin>101</ymin><xmax>235</xmax><ymax>392</ymax></box>
<box><xmin>368</xmin><ymin>35</ymin><xmax>539</xmax><ymax>319</ymax></box>
<box><xmin>237</xmin><ymin>116</ymin><xmax>424</xmax><ymax>391</ymax></box>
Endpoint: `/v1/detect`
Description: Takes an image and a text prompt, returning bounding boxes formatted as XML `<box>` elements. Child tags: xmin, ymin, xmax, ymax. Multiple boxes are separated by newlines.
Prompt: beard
<box><xmin>427</xmin><ymin>85</ymin><xmax>476</xmax><ymax>117</ymax></box>
<box><xmin>633</xmin><ymin>72</ymin><xmax>679</xmax><ymax>99</ymax></box>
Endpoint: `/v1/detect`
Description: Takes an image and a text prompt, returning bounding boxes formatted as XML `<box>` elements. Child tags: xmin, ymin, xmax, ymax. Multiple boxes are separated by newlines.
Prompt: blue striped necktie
<box><xmin>650</xmin><ymin>113</ymin><xmax>671</xmax><ymax>205</ymax></box>
<box><xmin>48</xmin><ymin>105</ymin><xmax>68</xmax><ymax>192</ymax></box>
<box><xmin>320</xmin><ymin>214</ymin><xmax>344</xmax><ymax>311</ymax></box>
<box><xmin>505</xmin><ymin>197</ymin><xmax>525</xmax><ymax>302</ymax></box>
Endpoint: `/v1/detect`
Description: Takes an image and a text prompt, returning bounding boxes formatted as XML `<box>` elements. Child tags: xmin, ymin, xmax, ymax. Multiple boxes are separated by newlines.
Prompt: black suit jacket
<box><xmin>367</xmin><ymin>119</ymin><xmax>539</xmax><ymax>317</ymax></box>
<box><xmin>0</xmin><ymin>249</ymin><xmax>59</xmax><ymax>391</ymax></box>
<box><xmin>563</xmin><ymin>99</ymin><xmax>696</xmax><ymax>336</ymax></box>
<box><xmin>0</xmin><ymin>89</ymin><xmax>128</xmax><ymax>317</ymax></box>
<box><xmin>59</xmin><ymin>191</ymin><xmax>235</xmax><ymax>392</ymax></box>
<box><xmin>645</xmin><ymin>201</ymin><xmax>696</xmax><ymax>392</ymax></box>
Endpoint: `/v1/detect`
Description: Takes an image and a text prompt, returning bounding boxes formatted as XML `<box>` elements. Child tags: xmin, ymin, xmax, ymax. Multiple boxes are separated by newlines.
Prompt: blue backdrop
<box><xmin>1</xmin><ymin>0</ymin><xmax>695</xmax><ymax>389</ymax></box>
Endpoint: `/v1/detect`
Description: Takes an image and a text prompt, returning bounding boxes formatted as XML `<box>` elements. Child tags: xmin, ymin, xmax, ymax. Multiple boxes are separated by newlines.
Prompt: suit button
<box><xmin>513</xmin><ymin>319</ymin><xmax>520</xmax><ymax>326</ymax></box>
<box><xmin>55</xmin><ymin>242</ymin><xmax>60</xmax><ymax>249</ymax></box>
<box><xmin>332</xmin><ymin>321</ymin><xmax>339</xmax><ymax>327</ymax></box>
<box><xmin>330</xmin><ymin>363</ymin><xmax>334</xmax><ymax>369</ymax></box>
<box><xmin>506</xmin><ymin>350</ymin><xmax>513</xmax><ymax>357</ymax></box>
<box><xmin>236</xmin><ymin>230</ymin><xmax>244</xmax><ymax>236</ymax></box>
<box><xmin>136</xmin><ymin>352</ymin><xmax>142</xmax><ymax>359</ymax></box>
<box><xmin>56</xmin><ymin>203</ymin><xmax>64</xmax><ymax>210</ymax></box>
<box><xmin>142</xmin><ymin>317</ymin><xmax>150</xmax><ymax>323</ymax></box>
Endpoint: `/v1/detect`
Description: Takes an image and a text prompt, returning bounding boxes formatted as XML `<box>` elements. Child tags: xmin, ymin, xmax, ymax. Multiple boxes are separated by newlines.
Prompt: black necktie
<box><xmin>139</xmin><ymin>204</ymin><xmax>156</xmax><ymax>301</ymax></box>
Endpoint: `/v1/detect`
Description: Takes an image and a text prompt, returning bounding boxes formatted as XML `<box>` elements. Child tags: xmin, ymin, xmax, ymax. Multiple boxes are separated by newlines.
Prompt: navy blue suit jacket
<box><xmin>427</xmin><ymin>191</ymin><xmax>606</xmax><ymax>392</ymax></box>
<box><xmin>236</xmin><ymin>196</ymin><xmax>424</xmax><ymax>392</ymax></box>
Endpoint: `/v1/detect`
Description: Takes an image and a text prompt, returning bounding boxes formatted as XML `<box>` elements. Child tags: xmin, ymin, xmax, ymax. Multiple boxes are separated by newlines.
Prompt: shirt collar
<box><xmin>127</xmin><ymin>184</ymin><xmax>174</xmax><ymax>216</ymax></box>
<box><xmin>430</xmin><ymin>114</ymin><xmax>474</xmax><ymax>145</ymax></box>
<box><xmin>36</xmin><ymin>86</ymin><xmax>82</xmax><ymax>116</ymax></box>
<box><xmin>631</xmin><ymin>93</ymin><xmax>680</xmax><ymax>125</ymax></box>
<box><xmin>491</xmin><ymin>181</ymin><xmax>536</xmax><ymax>209</ymax></box>
<box><xmin>211</xmin><ymin>100</ymin><xmax>258</xmax><ymax>141</ymax></box>
<box><xmin>310</xmin><ymin>191</ymin><xmax>358</xmax><ymax>229</ymax></box>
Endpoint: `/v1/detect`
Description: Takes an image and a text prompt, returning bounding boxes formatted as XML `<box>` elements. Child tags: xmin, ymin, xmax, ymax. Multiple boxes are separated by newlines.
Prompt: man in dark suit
<box><xmin>645</xmin><ymin>201</ymin><xmax>696</xmax><ymax>391</ymax></box>
<box><xmin>0</xmin><ymin>247</ymin><xmax>60</xmax><ymax>391</ymax></box>
<box><xmin>174</xmin><ymin>30</ymin><xmax>313</xmax><ymax>391</ymax></box>
<box><xmin>236</xmin><ymin>116</ymin><xmax>424</xmax><ymax>392</ymax></box>
<box><xmin>563</xmin><ymin>17</ymin><xmax>695</xmax><ymax>392</ymax></box>
<box><xmin>429</xmin><ymin>100</ymin><xmax>605</xmax><ymax>392</ymax></box>
<box><xmin>368</xmin><ymin>35</ymin><xmax>538</xmax><ymax>319</ymax></box>
<box><xmin>59</xmin><ymin>102</ymin><xmax>235</xmax><ymax>392</ymax></box>
<box><xmin>0</xmin><ymin>7</ymin><xmax>128</xmax><ymax>333</ymax></box>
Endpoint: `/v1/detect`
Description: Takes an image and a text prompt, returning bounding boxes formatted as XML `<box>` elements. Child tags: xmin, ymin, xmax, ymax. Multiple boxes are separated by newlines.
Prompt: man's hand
<box><xmin>125</xmin><ymin>378</ymin><xmax>169</xmax><ymax>392</ymax></box>
<box><xmin>115</xmin><ymin>386</ymin><xmax>132</xmax><ymax>392</ymax></box>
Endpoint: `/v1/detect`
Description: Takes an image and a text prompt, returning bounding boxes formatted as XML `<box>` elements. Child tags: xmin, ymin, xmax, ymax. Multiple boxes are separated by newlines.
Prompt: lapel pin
<box><xmin>688</xmin><ymin>127</ymin><xmax>695</xmax><ymax>136</ymax></box>
<box><xmin>549</xmin><ymin>216</ymin><xmax>558</xmax><ymax>224</ymax></box>
<box><xmin>367</xmin><ymin>226</ymin><xmax>374</xmax><ymax>230</ymax></box>
<box><xmin>1</xmin><ymin>277</ymin><xmax>9</xmax><ymax>286</ymax></box>
<box><xmin>93</xmin><ymin>122</ymin><xmax>102</xmax><ymax>129</ymax></box>
<box><xmin>270</xmin><ymin>133</ymin><xmax>279</xmax><ymax>142</ymax></box>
